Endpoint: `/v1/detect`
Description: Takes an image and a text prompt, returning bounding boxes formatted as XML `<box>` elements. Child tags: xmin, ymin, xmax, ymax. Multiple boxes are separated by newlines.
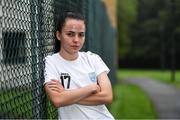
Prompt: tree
<box><xmin>117</xmin><ymin>0</ymin><xmax>139</xmax><ymax>59</ymax></box>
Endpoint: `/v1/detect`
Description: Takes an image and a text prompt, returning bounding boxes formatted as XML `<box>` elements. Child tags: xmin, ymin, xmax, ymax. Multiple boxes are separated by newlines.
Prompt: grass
<box><xmin>109</xmin><ymin>68</ymin><xmax>180</xmax><ymax>119</ymax></box>
<box><xmin>108</xmin><ymin>84</ymin><xmax>157</xmax><ymax>119</ymax></box>
<box><xmin>117</xmin><ymin>69</ymin><xmax>180</xmax><ymax>88</ymax></box>
<box><xmin>0</xmin><ymin>86</ymin><xmax>57</xmax><ymax>119</ymax></box>
<box><xmin>0</xmin><ymin>87</ymin><xmax>33</xmax><ymax>118</ymax></box>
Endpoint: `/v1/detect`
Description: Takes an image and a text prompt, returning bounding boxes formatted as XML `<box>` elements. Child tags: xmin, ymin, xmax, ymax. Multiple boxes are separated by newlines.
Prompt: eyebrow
<box><xmin>64</xmin><ymin>31</ymin><xmax>85</xmax><ymax>33</ymax></box>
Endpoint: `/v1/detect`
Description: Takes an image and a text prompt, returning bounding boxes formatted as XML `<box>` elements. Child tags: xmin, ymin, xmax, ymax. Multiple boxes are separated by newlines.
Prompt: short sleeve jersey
<box><xmin>44</xmin><ymin>51</ymin><xmax>114</xmax><ymax>120</ymax></box>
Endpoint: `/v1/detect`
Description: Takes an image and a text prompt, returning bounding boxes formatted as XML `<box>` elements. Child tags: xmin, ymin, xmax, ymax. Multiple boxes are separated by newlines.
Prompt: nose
<box><xmin>73</xmin><ymin>35</ymin><xmax>80</xmax><ymax>42</ymax></box>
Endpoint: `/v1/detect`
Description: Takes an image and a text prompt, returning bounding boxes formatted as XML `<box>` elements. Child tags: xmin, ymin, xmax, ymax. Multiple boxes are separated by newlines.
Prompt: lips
<box><xmin>71</xmin><ymin>45</ymin><xmax>80</xmax><ymax>49</ymax></box>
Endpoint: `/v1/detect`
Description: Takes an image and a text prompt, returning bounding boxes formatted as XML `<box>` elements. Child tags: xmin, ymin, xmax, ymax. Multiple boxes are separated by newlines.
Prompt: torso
<box><xmin>45</xmin><ymin>51</ymin><xmax>114</xmax><ymax>119</ymax></box>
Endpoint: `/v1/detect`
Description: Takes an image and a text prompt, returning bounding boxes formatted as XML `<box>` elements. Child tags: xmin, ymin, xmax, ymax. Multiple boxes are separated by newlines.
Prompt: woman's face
<box><xmin>57</xmin><ymin>18</ymin><xmax>85</xmax><ymax>55</ymax></box>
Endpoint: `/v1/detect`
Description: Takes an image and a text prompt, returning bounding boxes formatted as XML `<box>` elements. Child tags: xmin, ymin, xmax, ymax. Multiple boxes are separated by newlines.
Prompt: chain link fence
<box><xmin>0</xmin><ymin>0</ymin><xmax>116</xmax><ymax>119</ymax></box>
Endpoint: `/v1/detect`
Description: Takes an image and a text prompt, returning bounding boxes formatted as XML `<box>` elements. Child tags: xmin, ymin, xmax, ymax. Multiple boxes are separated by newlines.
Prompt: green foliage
<box><xmin>117</xmin><ymin>0</ymin><xmax>180</xmax><ymax>68</ymax></box>
<box><xmin>141</xmin><ymin>19</ymin><xmax>160</xmax><ymax>32</ymax></box>
<box><xmin>117</xmin><ymin>0</ymin><xmax>139</xmax><ymax>58</ymax></box>
<box><xmin>117</xmin><ymin>0</ymin><xmax>138</xmax><ymax>23</ymax></box>
<box><xmin>108</xmin><ymin>84</ymin><xmax>157</xmax><ymax>119</ymax></box>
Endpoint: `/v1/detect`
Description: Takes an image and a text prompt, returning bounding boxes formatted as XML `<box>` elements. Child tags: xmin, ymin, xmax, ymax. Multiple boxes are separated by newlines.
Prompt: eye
<box><xmin>66</xmin><ymin>32</ymin><xmax>75</xmax><ymax>37</ymax></box>
<box><xmin>79</xmin><ymin>32</ymin><xmax>85</xmax><ymax>37</ymax></box>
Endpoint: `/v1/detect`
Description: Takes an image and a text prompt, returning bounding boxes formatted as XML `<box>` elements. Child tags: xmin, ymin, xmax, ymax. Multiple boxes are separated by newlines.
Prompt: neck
<box><xmin>59</xmin><ymin>50</ymin><xmax>78</xmax><ymax>61</ymax></box>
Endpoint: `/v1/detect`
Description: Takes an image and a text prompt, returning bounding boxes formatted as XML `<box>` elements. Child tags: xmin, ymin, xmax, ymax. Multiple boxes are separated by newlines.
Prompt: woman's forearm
<box><xmin>78</xmin><ymin>72</ymin><xmax>113</xmax><ymax>105</ymax></box>
<box><xmin>77</xmin><ymin>90</ymin><xmax>112</xmax><ymax>105</ymax></box>
<box><xmin>45</xmin><ymin>82</ymin><xmax>99</xmax><ymax>108</ymax></box>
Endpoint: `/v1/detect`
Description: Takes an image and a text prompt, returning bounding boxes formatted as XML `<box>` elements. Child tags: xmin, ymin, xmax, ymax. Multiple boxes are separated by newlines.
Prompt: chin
<box><xmin>69</xmin><ymin>50</ymin><xmax>79</xmax><ymax>54</ymax></box>
<box><xmin>68</xmin><ymin>47</ymin><xmax>81</xmax><ymax>54</ymax></box>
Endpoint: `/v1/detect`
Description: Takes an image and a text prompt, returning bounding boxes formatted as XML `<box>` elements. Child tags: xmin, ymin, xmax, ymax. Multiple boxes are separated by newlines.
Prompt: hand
<box><xmin>46</xmin><ymin>80</ymin><xmax>64</xmax><ymax>93</ymax></box>
<box><xmin>88</xmin><ymin>83</ymin><xmax>100</xmax><ymax>94</ymax></box>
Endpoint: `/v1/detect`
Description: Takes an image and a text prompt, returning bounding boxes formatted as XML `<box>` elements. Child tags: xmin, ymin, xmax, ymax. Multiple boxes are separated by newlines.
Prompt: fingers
<box><xmin>50</xmin><ymin>79</ymin><xmax>60</xmax><ymax>84</ymax></box>
<box><xmin>89</xmin><ymin>83</ymin><xmax>101</xmax><ymax>94</ymax></box>
<box><xmin>47</xmin><ymin>80</ymin><xmax>64</xmax><ymax>93</ymax></box>
<box><xmin>96</xmin><ymin>85</ymin><xmax>101</xmax><ymax>92</ymax></box>
<box><xmin>48</xmin><ymin>80</ymin><xmax>62</xmax><ymax>86</ymax></box>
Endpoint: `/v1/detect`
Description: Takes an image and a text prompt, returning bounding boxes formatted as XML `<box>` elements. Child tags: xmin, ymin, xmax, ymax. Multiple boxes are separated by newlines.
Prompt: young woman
<box><xmin>44</xmin><ymin>12</ymin><xmax>114</xmax><ymax>119</ymax></box>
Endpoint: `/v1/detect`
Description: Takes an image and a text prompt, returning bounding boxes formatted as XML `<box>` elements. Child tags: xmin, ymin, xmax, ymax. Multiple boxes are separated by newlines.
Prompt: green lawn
<box><xmin>108</xmin><ymin>84</ymin><xmax>157</xmax><ymax>119</ymax></box>
<box><xmin>117</xmin><ymin>69</ymin><xmax>180</xmax><ymax>88</ymax></box>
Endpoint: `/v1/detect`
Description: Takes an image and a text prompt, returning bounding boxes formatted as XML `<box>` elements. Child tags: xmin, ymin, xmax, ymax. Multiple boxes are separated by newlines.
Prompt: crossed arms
<box><xmin>44</xmin><ymin>72</ymin><xmax>113</xmax><ymax>108</ymax></box>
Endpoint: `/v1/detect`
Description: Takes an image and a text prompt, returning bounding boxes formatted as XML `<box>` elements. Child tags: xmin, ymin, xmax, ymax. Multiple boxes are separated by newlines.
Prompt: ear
<box><xmin>56</xmin><ymin>31</ymin><xmax>61</xmax><ymax>41</ymax></box>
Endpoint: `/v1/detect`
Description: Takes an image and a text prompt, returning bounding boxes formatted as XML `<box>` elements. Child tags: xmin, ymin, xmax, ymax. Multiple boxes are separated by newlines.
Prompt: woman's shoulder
<box><xmin>45</xmin><ymin>53</ymin><xmax>59</xmax><ymax>61</ymax></box>
<box><xmin>80</xmin><ymin>51</ymin><xmax>102</xmax><ymax>62</ymax></box>
<box><xmin>80</xmin><ymin>51</ymin><xmax>98</xmax><ymax>57</ymax></box>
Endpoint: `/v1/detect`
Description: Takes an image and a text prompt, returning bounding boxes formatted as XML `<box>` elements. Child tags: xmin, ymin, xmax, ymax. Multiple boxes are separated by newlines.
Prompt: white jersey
<box><xmin>44</xmin><ymin>51</ymin><xmax>114</xmax><ymax>120</ymax></box>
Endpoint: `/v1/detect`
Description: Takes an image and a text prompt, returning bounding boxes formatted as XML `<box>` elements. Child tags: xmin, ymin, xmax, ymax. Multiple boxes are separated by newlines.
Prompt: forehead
<box><xmin>63</xmin><ymin>18</ymin><xmax>85</xmax><ymax>31</ymax></box>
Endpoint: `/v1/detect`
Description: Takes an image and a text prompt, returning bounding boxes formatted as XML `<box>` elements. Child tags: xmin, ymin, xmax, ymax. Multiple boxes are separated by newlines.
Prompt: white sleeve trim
<box><xmin>96</xmin><ymin>68</ymin><xmax>110</xmax><ymax>76</ymax></box>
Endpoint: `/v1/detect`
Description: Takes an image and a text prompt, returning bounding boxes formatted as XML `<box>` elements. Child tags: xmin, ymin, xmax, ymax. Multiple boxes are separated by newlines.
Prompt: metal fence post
<box><xmin>30</xmin><ymin>0</ymin><xmax>47</xmax><ymax>118</ymax></box>
<box><xmin>30</xmin><ymin>0</ymin><xmax>38</xmax><ymax>118</ymax></box>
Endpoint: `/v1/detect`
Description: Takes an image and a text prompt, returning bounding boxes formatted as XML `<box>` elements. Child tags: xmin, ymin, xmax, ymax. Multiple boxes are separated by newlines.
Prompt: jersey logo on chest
<box><xmin>88</xmin><ymin>72</ymin><xmax>96</xmax><ymax>83</ymax></box>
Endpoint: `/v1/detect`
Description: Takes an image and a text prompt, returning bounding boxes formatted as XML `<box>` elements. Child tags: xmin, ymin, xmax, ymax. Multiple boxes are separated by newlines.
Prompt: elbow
<box><xmin>53</xmin><ymin>103</ymin><xmax>60</xmax><ymax>108</ymax></box>
<box><xmin>101</xmin><ymin>92</ymin><xmax>113</xmax><ymax>104</ymax></box>
<box><xmin>53</xmin><ymin>101</ymin><xmax>66</xmax><ymax>108</ymax></box>
<box><xmin>52</xmin><ymin>100</ymin><xmax>61</xmax><ymax>108</ymax></box>
<box><xmin>51</xmin><ymin>98</ymin><xmax>65</xmax><ymax>108</ymax></box>
<box><xmin>105</xmin><ymin>95</ymin><xmax>113</xmax><ymax>104</ymax></box>
<box><xmin>52</xmin><ymin>98</ymin><xmax>68</xmax><ymax>108</ymax></box>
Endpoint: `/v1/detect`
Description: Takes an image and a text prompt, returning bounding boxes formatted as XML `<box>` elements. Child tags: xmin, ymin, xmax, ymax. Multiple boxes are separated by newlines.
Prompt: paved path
<box><xmin>124</xmin><ymin>77</ymin><xmax>180</xmax><ymax>119</ymax></box>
